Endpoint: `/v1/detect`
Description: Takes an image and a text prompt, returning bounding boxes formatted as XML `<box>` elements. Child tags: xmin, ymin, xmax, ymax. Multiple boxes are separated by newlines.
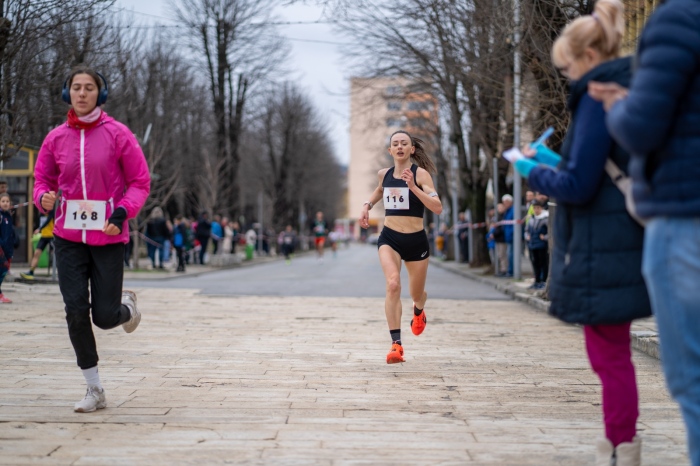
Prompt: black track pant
<box><xmin>55</xmin><ymin>236</ymin><xmax>131</xmax><ymax>369</ymax></box>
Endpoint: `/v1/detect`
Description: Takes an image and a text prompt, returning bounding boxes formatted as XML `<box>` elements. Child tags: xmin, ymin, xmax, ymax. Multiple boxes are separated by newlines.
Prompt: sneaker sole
<box><xmin>74</xmin><ymin>401</ymin><xmax>107</xmax><ymax>413</ymax></box>
<box><xmin>122</xmin><ymin>291</ymin><xmax>140</xmax><ymax>333</ymax></box>
<box><xmin>386</xmin><ymin>354</ymin><xmax>405</xmax><ymax>364</ymax></box>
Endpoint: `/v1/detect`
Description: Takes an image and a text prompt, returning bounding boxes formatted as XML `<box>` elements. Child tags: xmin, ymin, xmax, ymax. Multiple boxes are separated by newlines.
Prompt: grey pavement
<box><xmin>0</xmin><ymin>243</ymin><xmax>688</xmax><ymax>465</ymax></box>
<box><xmin>430</xmin><ymin>258</ymin><xmax>662</xmax><ymax>361</ymax></box>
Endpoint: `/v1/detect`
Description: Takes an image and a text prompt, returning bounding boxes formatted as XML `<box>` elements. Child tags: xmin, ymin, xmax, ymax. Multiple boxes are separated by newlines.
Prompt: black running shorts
<box><xmin>36</xmin><ymin>237</ymin><xmax>54</xmax><ymax>251</ymax></box>
<box><xmin>377</xmin><ymin>226</ymin><xmax>430</xmax><ymax>262</ymax></box>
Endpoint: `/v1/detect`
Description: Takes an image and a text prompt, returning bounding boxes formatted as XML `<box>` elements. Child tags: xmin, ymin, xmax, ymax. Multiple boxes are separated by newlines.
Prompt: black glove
<box><xmin>108</xmin><ymin>207</ymin><xmax>128</xmax><ymax>233</ymax></box>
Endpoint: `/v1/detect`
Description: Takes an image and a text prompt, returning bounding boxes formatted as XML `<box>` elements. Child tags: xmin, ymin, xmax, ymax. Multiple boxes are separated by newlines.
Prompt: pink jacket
<box><xmin>33</xmin><ymin>111</ymin><xmax>150</xmax><ymax>246</ymax></box>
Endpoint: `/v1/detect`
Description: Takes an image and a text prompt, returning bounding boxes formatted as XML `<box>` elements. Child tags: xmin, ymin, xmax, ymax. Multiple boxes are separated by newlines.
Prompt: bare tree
<box><xmin>171</xmin><ymin>0</ymin><xmax>289</xmax><ymax>217</ymax></box>
<box><xmin>247</xmin><ymin>83</ymin><xmax>344</xmax><ymax>232</ymax></box>
<box><xmin>0</xmin><ymin>0</ymin><xmax>114</xmax><ymax>156</ymax></box>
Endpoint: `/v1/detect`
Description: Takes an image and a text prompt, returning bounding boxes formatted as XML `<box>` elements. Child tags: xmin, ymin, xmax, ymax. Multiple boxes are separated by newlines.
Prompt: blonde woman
<box><xmin>515</xmin><ymin>1</ymin><xmax>650</xmax><ymax>463</ymax></box>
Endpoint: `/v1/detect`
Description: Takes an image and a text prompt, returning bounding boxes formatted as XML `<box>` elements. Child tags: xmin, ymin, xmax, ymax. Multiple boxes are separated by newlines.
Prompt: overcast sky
<box><xmin>114</xmin><ymin>0</ymin><xmax>351</xmax><ymax>165</ymax></box>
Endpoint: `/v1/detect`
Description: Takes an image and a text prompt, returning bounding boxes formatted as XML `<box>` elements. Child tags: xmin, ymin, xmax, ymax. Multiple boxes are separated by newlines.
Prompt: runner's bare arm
<box><xmin>411</xmin><ymin>167</ymin><xmax>442</xmax><ymax>214</ymax></box>
<box><xmin>359</xmin><ymin>168</ymin><xmax>389</xmax><ymax>229</ymax></box>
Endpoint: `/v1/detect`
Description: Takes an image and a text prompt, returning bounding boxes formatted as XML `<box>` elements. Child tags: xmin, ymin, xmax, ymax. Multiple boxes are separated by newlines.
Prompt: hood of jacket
<box><xmin>568</xmin><ymin>56</ymin><xmax>632</xmax><ymax>113</ymax></box>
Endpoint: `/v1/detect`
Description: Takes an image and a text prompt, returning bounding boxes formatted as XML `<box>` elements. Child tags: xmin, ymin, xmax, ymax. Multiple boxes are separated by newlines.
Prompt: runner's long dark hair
<box><xmin>390</xmin><ymin>130</ymin><xmax>437</xmax><ymax>174</ymax></box>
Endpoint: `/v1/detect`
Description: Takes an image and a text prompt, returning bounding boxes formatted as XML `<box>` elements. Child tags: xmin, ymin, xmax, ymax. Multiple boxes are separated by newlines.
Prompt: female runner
<box><xmin>34</xmin><ymin>65</ymin><xmax>150</xmax><ymax>412</ymax></box>
<box><xmin>359</xmin><ymin>130</ymin><xmax>442</xmax><ymax>364</ymax></box>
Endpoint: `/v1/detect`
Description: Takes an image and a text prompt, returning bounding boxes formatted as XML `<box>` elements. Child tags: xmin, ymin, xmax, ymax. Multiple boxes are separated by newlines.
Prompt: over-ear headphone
<box><xmin>62</xmin><ymin>71</ymin><xmax>109</xmax><ymax>106</ymax></box>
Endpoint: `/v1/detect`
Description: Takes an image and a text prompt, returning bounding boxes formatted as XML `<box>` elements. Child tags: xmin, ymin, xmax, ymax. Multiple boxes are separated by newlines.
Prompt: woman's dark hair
<box><xmin>67</xmin><ymin>65</ymin><xmax>103</xmax><ymax>90</ymax></box>
<box><xmin>389</xmin><ymin>130</ymin><xmax>437</xmax><ymax>174</ymax></box>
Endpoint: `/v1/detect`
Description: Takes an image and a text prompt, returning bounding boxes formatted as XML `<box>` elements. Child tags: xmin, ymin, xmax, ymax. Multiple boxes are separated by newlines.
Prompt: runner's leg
<box><xmin>405</xmin><ymin>258</ymin><xmax>429</xmax><ymax>310</ymax></box>
<box><xmin>378</xmin><ymin>245</ymin><xmax>402</xmax><ymax>330</ymax></box>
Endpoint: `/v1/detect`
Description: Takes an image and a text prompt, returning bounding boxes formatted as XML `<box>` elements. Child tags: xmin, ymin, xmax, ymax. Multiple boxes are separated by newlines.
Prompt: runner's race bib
<box><xmin>384</xmin><ymin>187</ymin><xmax>409</xmax><ymax>210</ymax></box>
<box><xmin>64</xmin><ymin>200</ymin><xmax>107</xmax><ymax>230</ymax></box>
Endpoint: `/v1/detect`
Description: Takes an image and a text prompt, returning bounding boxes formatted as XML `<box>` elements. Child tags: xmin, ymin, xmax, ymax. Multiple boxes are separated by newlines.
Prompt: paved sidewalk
<box><xmin>0</xmin><ymin>283</ymin><xmax>688</xmax><ymax>465</ymax></box>
<box><xmin>431</xmin><ymin>259</ymin><xmax>662</xmax><ymax>361</ymax></box>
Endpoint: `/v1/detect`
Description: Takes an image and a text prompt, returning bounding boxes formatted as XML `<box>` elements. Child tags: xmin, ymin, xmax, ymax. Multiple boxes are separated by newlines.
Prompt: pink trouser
<box><xmin>584</xmin><ymin>323</ymin><xmax>639</xmax><ymax>446</ymax></box>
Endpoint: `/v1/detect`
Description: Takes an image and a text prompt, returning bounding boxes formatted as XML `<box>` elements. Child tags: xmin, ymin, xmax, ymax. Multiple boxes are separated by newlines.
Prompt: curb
<box><xmin>430</xmin><ymin>259</ymin><xmax>661</xmax><ymax>361</ymax></box>
<box><xmin>10</xmin><ymin>250</ymin><xmax>314</xmax><ymax>285</ymax></box>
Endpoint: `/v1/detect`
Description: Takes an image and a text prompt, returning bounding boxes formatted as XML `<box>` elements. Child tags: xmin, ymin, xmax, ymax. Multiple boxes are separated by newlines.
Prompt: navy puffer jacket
<box><xmin>607</xmin><ymin>0</ymin><xmax>700</xmax><ymax>217</ymax></box>
<box><xmin>528</xmin><ymin>57</ymin><xmax>651</xmax><ymax>325</ymax></box>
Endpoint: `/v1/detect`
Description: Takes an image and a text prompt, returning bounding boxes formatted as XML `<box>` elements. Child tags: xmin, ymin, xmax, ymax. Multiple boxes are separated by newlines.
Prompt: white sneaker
<box><xmin>74</xmin><ymin>386</ymin><xmax>106</xmax><ymax>413</ymax></box>
<box><xmin>121</xmin><ymin>290</ymin><xmax>141</xmax><ymax>333</ymax></box>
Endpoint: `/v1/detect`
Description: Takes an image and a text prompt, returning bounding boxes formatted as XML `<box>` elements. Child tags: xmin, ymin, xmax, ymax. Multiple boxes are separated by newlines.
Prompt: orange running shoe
<box><xmin>411</xmin><ymin>305</ymin><xmax>427</xmax><ymax>336</ymax></box>
<box><xmin>386</xmin><ymin>342</ymin><xmax>405</xmax><ymax>364</ymax></box>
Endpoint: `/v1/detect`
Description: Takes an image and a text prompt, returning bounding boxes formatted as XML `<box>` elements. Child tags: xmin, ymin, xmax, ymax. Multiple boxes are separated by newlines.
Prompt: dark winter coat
<box><xmin>528</xmin><ymin>57</ymin><xmax>652</xmax><ymax>325</ymax></box>
<box><xmin>607</xmin><ymin>0</ymin><xmax>700</xmax><ymax>218</ymax></box>
<box><xmin>0</xmin><ymin>210</ymin><xmax>16</xmax><ymax>258</ymax></box>
<box><xmin>525</xmin><ymin>213</ymin><xmax>548</xmax><ymax>250</ymax></box>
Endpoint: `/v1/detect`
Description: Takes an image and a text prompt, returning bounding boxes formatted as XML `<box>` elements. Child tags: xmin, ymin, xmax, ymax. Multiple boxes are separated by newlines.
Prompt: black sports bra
<box><xmin>382</xmin><ymin>164</ymin><xmax>425</xmax><ymax>218</ymax></box>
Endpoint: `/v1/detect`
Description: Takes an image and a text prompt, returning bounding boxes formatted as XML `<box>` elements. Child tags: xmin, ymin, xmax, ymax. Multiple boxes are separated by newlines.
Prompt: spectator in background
<box><xmin>589</xmin><ymin>1</ymin><xmax>700</xmax><ymax>463</ymax></box>
<box><xmin>435</xmin><ymin>223</ymin><xmax>447</xmax><ymax>259</ymax></box>
<box><xmin>457</xmin><ymin>212</ymin><xmax>469</xmax><ymax>263</ymax></box>
<box><xmin>501</xmin><ymin>194</ymin><xmax>514</xmax><ymax>277</ymax></box>
<box><xmin>230</xmin><ymin>221</ymin><xmax>241</xmax><ymax>253</ymax></box>
<box><xmin>20</xmin><ymin>209</ymin><xmax>55</xmax><ymax>280</ymax></box>
<box><xmin>0</xmin><ymin>193</ymin><xmax>16</xmax><ymax>302</ymax></box>
<box><xmin>536</xmin><ymin>192</ymin><xmax>549</xmax><ymax>209</ymax></box>
<box><xmin>210</xmin><ymin>214</ymin><xmax>223</xmax><ymax>255</ymax></box>
<box><xmin>524</xmin><ymin>200</ymin><xmax>549</xmax><ymax>289</ymax></box>
<box><xmin>172</xmin><ymin>215</ymin><xmax>187</xmax><ymax>273</ymax></box>
<box><xmin>525</xmin><ymin>190</ymin><xmax>535</xmax><ymax>213</ymax></box>
<box><xmin>124</xmin><ymin>219</ymin><xmax>135</xmax><ymax>269</ymax></box>
<box><xmin>195</xmin><ymin>211</ymin><xmax>211</xmax><ymax>264</ymax></box>
<box><xmin>486</xmin><ymin>208</ymin><xmax>497</xmax><ymax>270</ymax></box>
<box><xmin>145</xmin><ymin>207</ymin><xmax>169</xmax><ymax>270</ymax></box>
<box><xmin>221</xmin><ymin>217</ymin><xmax>233</xmax><ymax>254</ymax></box>
<box><xmin>492</xmin><ymin>203</ymin><xmax>508</xmax><ymax>276</ymax></box>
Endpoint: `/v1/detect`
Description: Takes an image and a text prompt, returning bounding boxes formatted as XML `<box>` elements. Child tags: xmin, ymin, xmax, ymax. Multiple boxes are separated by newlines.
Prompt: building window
<box><xmin>407</xmin><ymin>117</ymin><xmax>430</xmax><ymax>128</ymax></box>
<box><xmin>386</xmin><ymin>118</ymin><xmax>403</xmax><ymax>127</ymax></box>
<box><xmin>387</xmin><ymin>101</ymin><xmax>402</xmax><ymax>111</ymax></box>
<box><xmin>385</xmin><ymin>86</ymin><xmax>402</xmax><ymax>96</ymax></box>
<box><xmin>407</xmin><ymin>101</ymin><xmax>432</xmax><ymax>111</ymax></box>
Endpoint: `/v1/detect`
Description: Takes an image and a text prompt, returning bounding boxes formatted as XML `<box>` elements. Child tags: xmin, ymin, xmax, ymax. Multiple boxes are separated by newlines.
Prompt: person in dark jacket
<box><xmin>501</xmin><ymin>194</ymin><xmax>514</xmax><ymax>276</ymax></box>
<box><xmin>145</xmin><ymin>207</ymin><xmax>169</xmax><ymax>269</ymax></box>
<box><xmin>0</xmin><ymin>193</ymin><xmax>16</xmax><ymax>303</ymax></box>
<box><xmin>524</xmin><ymin>201</ymin><xmax>549</xmax><ymax>289</ymax></box>
<box><xmin>514</xmin><ymin>1</ymin><xmax>651</xmax><ymax>463</ymax></box>
<box><xmin>195</xmin><ymin>211</ymin><xmax>211</xmax><ymax>265</ymax></box>
<box><xmin>172</xmin><ymin>215</ymin><xmax>188</xmax><ymax>273</ymax></box>
<box><xmin>492</xmin><ymin>203</ymin><xmax>508</xmax><ymax>275</ymax></box>
<box><xmin>589</xmin><ymin>1</ymin><xmax>700</xmax><ymax>464</ymax></box>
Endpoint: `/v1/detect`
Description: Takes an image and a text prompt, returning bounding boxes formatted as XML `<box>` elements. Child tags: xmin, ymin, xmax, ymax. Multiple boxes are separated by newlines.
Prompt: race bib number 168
<box><xmin>64</xmin><ymin>200</ymin><xmax>107</xmax><ymax>230</ymax></box>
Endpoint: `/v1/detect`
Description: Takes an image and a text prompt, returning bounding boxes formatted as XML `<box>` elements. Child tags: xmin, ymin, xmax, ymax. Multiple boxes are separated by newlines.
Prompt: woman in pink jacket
<box><xmin>33</xmin><ymin>65</ymin><xmax>150</xmax><ymax>413</ymax></box>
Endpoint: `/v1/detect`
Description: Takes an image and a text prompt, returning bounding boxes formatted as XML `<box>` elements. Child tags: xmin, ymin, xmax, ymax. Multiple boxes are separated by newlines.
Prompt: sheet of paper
<box><xmin>503</xmin><ymin>147</ymin><xmax>525</xmax><ymax>164</ymax></box>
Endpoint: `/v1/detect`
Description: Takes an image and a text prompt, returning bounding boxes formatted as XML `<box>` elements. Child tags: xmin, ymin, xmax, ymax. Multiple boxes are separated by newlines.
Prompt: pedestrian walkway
<box><xmin>0</xmin><ymin>282</ymin><xmax>687</xmax><ymax>464</ymax></box>
<box><xmin>432</xmin><ymin>258</ymin><xmax>662</xmax><ymax>361</ymax></box>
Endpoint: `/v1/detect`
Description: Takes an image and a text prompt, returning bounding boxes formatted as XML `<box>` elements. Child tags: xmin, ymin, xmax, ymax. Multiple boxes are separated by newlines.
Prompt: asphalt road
<box><xmin>124</xmin><ymin>243</ymin><xmax>508</xmax><ymax>300</ymax></box>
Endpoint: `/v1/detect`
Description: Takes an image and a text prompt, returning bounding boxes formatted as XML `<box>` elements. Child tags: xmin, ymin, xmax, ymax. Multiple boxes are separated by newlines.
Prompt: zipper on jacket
<box><xmin>80</xmin><ymin>129</ymin><xmax>87</xmax><ymax>244</ymax></box>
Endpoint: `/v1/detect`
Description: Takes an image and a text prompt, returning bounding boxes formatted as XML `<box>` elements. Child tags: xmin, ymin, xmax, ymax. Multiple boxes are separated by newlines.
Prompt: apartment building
<box><xmin>347</xmin><ymin>77</ymin><xmax>439</xmax><ymax>239</ymax></box>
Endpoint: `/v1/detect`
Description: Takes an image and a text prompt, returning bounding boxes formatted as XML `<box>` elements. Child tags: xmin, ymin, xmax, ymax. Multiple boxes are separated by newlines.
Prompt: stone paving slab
<box><xmin>430</xmin><ymin>259</ymin><xmax>663</xmax><ymax>360</ymax></box>
<box><xmin>0</xmin><ymin>283</ymin><xmax>689</xmax><ymax>465</ymax></box>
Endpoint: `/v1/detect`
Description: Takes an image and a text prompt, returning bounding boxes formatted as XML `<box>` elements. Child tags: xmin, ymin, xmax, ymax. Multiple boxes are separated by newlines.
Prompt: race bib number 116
<box><xmin>384</xmin><ymin>187</ymin><xmax>410</xmax><ymax>210</ymax></box>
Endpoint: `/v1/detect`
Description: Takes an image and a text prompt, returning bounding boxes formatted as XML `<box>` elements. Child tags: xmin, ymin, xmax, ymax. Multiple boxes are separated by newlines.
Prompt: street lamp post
<box><xmin>451</xmin><ymin>146</ymin><xmax>460</xmax><ymax>261</ymax></box>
